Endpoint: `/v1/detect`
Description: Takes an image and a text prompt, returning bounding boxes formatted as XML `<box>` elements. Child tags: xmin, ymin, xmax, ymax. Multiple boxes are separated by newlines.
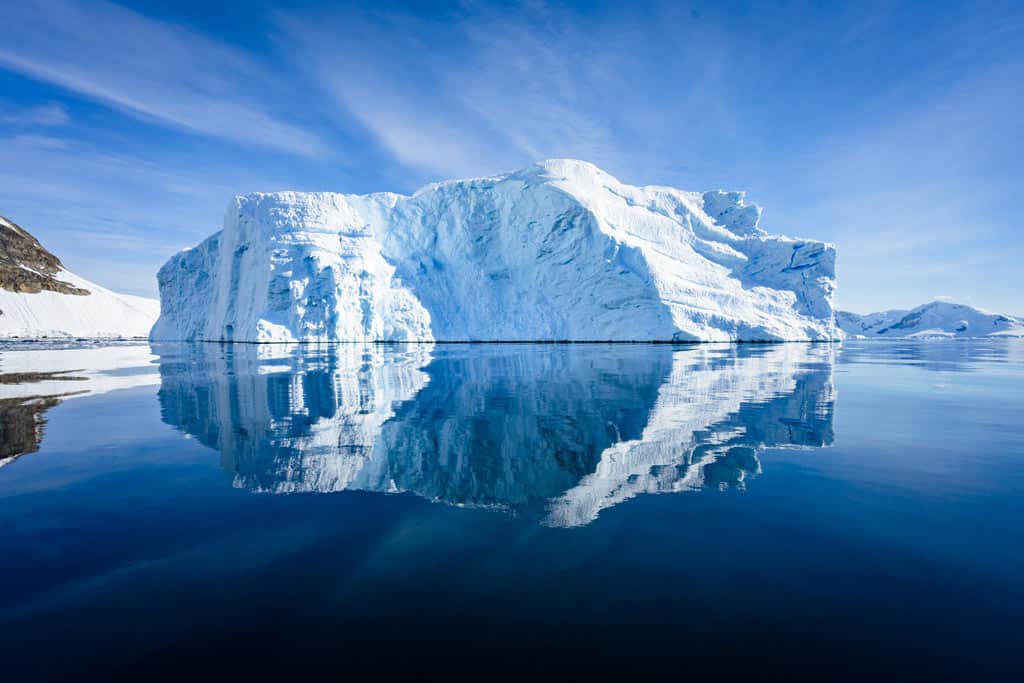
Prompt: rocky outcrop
<box><xmin>0</xmin><ymin>215</ymin><xmax>89</xmax><ymax>295</ymax></box>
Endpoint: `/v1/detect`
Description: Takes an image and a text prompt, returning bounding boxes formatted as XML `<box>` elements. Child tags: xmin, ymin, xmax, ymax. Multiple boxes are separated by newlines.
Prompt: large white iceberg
<box><xmin>151</xmin><ymin>159</ymin><xmax>837</xmax><ymax>342</ymax></box>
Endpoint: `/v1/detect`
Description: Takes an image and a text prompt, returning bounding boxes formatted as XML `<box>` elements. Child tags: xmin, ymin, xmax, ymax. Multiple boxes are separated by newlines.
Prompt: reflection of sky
<box><xmin>837</xmin><ymin>338</ymin><xmax>1024</xmax><ymax>373</ymax></box>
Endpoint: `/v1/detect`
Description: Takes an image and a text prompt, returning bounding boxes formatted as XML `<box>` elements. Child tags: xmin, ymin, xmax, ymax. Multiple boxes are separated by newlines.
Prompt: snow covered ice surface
<box><xmin>837</xmin><ymin>301</ymin><xmax>1024</xmax><ymax>339</ymax></box>
<box><xmin>152</xmin><ymin>159</ymin><xmax>837</xmax><ymax>342</ymax></box>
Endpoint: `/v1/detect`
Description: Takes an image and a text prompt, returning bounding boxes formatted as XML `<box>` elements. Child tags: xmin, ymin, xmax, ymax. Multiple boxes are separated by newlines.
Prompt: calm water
<box><xmin>1</xmin><ymin>340</ymin><xmax>1022</xmax><ymax>676</ymax></box>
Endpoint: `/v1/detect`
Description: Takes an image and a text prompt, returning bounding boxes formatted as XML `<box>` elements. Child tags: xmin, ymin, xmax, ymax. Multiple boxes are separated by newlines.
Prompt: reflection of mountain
<box><xmin>156</xmin><ymin>343</ymin><xmax>835</xmax><ymax>527</ymax></box>
<box><xmin>0</xmin><ymin>345</ymin><xmax>159</xmax><ymax>467</ymax></box>
<box><xmin>0</xmin><ymin>392</ymin><xmax>64</xmax><ymax>466</ymax></box>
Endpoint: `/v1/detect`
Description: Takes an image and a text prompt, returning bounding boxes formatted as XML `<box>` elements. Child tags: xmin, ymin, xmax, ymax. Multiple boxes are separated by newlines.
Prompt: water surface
<box><xmin>1</xmin><ymin>340</ymin><xmax>1022</xmax><ymax>675</ymax></box>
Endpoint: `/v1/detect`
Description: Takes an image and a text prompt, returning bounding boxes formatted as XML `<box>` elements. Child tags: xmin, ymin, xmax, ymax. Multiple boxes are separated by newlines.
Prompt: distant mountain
<box><xmin>0</xmin><ymin>215</ymin><xmax>159</xmax><ymax>338</ymax></box>
<box><xmin>837</xmin><ymin>301</ymin><xmax>1024</xmax><ymax>338</ymax></box>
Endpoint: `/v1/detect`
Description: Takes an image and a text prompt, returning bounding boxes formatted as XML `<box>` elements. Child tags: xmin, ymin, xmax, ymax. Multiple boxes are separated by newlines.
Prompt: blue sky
<box><xmin>1</xmin><ymin>0</ymin><xmax>1021</xmax><ymax>314</ymax></box>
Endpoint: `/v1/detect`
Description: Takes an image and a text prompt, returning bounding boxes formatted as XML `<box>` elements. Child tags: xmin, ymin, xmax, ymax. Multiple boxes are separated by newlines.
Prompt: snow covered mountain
<box><xmin>0</xmin><ymin>215</ymin><xmax>159</xmax><ymax>338</ymax></box>
<box><xmin>152</xmin><ymin>159</ymin><xmax>837</xmax><ymax>342</ymax></box>
<box><xmin>837</xmin><ymin>301</ymin><xmax>1024</xmax><ymax>338</ymax></box>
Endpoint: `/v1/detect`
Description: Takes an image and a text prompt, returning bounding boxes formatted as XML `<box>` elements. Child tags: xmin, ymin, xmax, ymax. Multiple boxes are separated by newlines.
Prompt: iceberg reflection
<box><xmin>155</xmin><ymin>343</ymin><xmax>835</xmax><ymax>527</ymax></box>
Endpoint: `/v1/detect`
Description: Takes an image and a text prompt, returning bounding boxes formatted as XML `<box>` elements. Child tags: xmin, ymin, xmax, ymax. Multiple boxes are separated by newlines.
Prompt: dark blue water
<box><xmin>1</xmin><ymin>341</ymin><xmax>1022</xmax><ymax>676</ymax></box>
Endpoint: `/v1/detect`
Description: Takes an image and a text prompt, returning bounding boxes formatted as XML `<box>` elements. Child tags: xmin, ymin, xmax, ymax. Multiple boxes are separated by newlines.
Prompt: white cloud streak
<box><xmin>271</xmin><ymin>1</ymin><xmax>746</xmax><ymax>184</ymax></box>
<box><xmin>272</xmin><ymin>2</ymin><xmax>657</xmax><ymax>178</ymax></box>
<box><xmin>0</xmin><ymin>0</ymin><xmax>325</xmax><ymax>158</ymax></box>
<box><xmin>0</xmin><ymin>134</ymin><xmax>292</xmax><ymax>296</ymax></box>
<box><xmin>1</xmin><ymin>102</ymin><xmax>71</xmax><ymax>127</ymax></box>
<box><xmin>9</xmin><ymin>134</ymin><xmax>69</xmax><ymax>150</ymax></box>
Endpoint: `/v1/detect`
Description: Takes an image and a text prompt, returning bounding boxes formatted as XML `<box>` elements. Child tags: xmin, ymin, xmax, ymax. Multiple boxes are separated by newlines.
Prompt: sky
<box><xmin>0</xmin><ymin>0</ymin><xmax>1021</xmax><ymax>314</ymax></box>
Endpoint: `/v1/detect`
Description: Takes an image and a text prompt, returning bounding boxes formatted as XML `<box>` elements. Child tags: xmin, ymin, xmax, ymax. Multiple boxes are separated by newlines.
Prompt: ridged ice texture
<box><xmin>151</xmin><ymin>159</ymin><xmax>837</xmax><ymax>342</ymax></box>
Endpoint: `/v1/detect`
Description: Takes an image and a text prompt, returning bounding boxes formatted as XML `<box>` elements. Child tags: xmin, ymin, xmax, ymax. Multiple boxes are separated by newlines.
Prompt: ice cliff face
<box><xmin>152</xmin><ymin>160</ymin><xmax>837</xmax><ymax>342</ymax></box>
<box><xmin>837</xmin><ymin>301</ymin><xmax>1024</xmax><ymax>338</ymax></box>
<box><xmin>0</xmin><ymin>215</ymin><xmax>160</xmax><ymax>338</ymax></box>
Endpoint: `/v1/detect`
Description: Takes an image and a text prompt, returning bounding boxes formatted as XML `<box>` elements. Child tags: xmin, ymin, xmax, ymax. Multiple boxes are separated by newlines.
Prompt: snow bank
<box><xmin>0</xmin><ymin>268</ymin><xmax>159</xmax><ymax>339</ymax></box>
<box><xmin>152</xmin><ymin>159</ymin><xmax>837</xmax><ymax>342</ymax></box>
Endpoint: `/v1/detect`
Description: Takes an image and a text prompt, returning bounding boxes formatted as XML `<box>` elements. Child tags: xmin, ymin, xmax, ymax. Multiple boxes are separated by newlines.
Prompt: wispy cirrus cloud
<box><xmin>0</xmin><ymin>131</ymin><xmax>294</xmax><ymax>296</ymax></box>
<box><xmin>1</xmin><ymin>102</ymin><xmax>70</xmax><ymax>127</ymax></box>
<box><xmin>0</xmin><ymin>0</ymin><xmax>325</xmax><ymax>158</ymax></box>
<box><xmin>272</xmin><ymin>1</ymin><xmax>744</xmax><ymax>183</ymax></box>
<box><xmin>273</xmin><ymin>8</ymin><xmax>521</xmax><ymax>177</ymax></box>
<box><xmin>9</xmin><ymin>134</ymin><xmax>69</xmax><ymax>150</ymax></box>
<box><xmin>272</xmin><ymin>2</ymin><xmax>646</xmax><ymax>178</ymax></box>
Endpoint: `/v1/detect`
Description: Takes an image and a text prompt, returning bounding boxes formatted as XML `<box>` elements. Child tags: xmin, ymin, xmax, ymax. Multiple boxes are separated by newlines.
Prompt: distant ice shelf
<box><xmin>151</xmin><ymin>159</ymin><xmax>838</xmax><ymax>342</ymax></box>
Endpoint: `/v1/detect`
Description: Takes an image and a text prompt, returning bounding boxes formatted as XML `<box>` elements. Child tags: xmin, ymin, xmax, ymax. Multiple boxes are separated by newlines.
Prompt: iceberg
<box><xmin>837</xmin><ymin>301</ymin><xmax>1024</xmax><ymax>338</ymax></box>
<box><xmin>151</xmin><ymin>160</ymin><xmax>837</xmax><ymax>342</ymax></box>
